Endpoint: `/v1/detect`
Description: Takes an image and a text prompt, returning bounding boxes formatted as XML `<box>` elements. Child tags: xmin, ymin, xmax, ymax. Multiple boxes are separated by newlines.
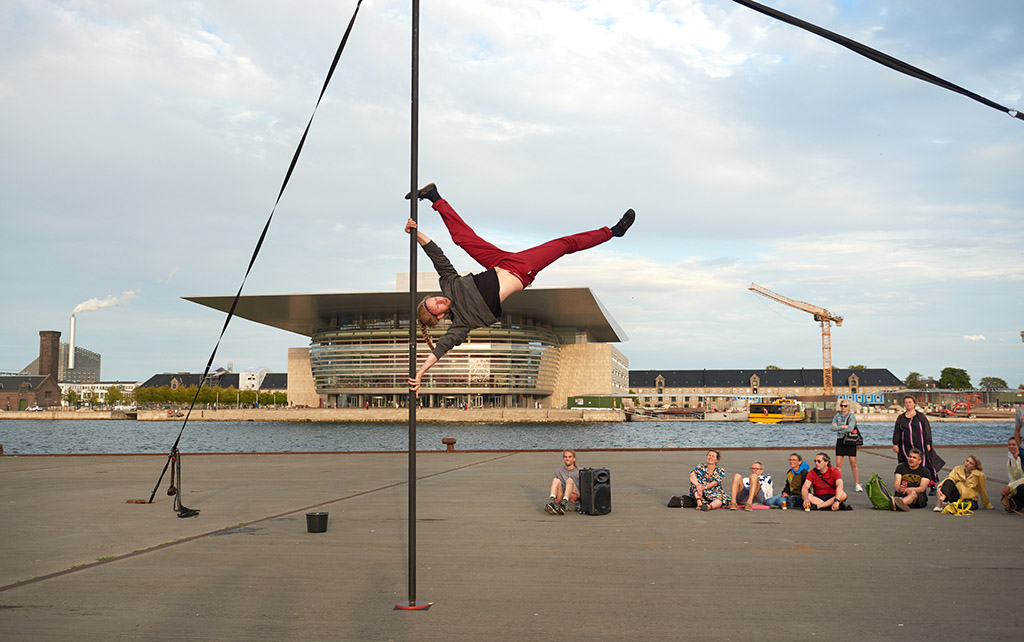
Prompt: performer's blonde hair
<box><xmin>416</xmin><ymin>298</ymin><xmax>437</xmax><ymax>351</ymax></box>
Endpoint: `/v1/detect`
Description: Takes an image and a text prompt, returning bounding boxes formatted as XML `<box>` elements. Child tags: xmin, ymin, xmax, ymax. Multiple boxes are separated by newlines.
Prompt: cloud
<box><xmin>963</xmin><ymin>335</ymin><xmax>987</xmax><ymax>342</ymax></box>
<box><xmin>158</xmin><ymin>267</ymin><xmax>180</xmax><ymax>284</ymax></box>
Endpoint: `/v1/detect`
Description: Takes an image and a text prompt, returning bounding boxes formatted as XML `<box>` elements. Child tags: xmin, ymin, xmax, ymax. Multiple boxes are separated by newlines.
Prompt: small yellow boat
<box><xmin>748</xmin><ymin>397</ymin><xmax>805</xmax><ymax>424</ymax></box>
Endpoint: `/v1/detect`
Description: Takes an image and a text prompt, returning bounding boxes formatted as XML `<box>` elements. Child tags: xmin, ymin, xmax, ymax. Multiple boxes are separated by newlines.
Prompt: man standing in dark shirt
<box><xmin>893</xmin><ymin>448</ymin><xmax>931</xmax><ymax>510</ymax></box>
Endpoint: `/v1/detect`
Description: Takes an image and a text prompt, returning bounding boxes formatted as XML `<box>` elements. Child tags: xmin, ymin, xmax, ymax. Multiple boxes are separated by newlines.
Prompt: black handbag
<box><xmin>843</xmin><ymin>427</ymin><xmax>864</xmax><ymax>446</ymax></box>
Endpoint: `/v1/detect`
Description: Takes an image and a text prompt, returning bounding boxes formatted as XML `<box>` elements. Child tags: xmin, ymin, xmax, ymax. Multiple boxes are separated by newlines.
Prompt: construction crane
<box><xmin>748</xmin><ymin>283</ymin><xmax>844</xmax><ymax>396</ymax></box>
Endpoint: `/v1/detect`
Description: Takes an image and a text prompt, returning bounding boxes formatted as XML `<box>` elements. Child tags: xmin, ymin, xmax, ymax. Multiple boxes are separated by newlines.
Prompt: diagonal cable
<box><xmin>731</xmin><ymin>0</ymin><xmax>1023</xmax><ymax>122</ymax></box>
<box><xmin>149</xmin><ymin>0</ymin><xmax>366</xmax><ymax>505</ymax></box>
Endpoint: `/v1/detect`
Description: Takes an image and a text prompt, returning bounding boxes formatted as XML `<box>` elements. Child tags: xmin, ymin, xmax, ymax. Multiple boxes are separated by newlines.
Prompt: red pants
<box><xmin>433</xmin><ymin>199</ymin><xmax>612</xmax><ymax>288</ymax></box>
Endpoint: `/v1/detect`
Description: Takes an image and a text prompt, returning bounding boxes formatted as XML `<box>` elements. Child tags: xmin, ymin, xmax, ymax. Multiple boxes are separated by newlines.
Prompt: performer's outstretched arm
<box><xmin>405</xmin><ymin>218</ymin><xmax>430</xmax><ymax>246</ymax></box>
<box><xmin>409</xmin><ymin>355</ymin><xmax>437</xmax><ymax>392</ymax></box>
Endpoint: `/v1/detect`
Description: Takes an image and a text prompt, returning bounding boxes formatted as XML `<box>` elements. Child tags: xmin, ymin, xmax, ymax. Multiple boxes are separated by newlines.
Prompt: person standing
<box><xmin>893</xmin><ymin>395</ymin><xmax>944</xmax><ymax>491</ymax></box>
<box><xmin>1015</xmin><ymin>406</ymin><xmax>1023</xmax><ymax>449</ymax></box>
<box><xmin>831</xmin><ymin>400</ymin><xmax>862</xmax><ymax>492</ymax></box>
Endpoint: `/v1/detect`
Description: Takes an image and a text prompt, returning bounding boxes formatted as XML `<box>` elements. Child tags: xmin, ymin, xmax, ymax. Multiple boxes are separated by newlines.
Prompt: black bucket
<box><xmin>306</xmin><ymin>511</ymin><xmax>329</xmax><ymax>533</ymax></box>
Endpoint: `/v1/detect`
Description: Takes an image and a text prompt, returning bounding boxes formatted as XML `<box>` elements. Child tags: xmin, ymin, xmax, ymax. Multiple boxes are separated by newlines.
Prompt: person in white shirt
<box><xmin>1001</xmin><ymin>436</ymin><xmax>1024</xmax><ymax>513</ymax></box>
<box><xmin>729</xmin><ymin>461</ymin><xmax>773</xmax><ymax>511</ymax></box>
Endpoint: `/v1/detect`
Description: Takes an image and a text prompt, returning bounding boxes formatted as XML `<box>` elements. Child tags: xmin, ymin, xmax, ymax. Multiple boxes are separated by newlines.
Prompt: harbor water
<box><xmin>0</xmin><ymin>419</ymin><xmax>1013</xmax><ymax>455</ymax></box>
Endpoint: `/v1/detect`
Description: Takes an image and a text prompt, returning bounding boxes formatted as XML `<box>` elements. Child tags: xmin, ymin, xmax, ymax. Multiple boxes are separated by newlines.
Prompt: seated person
<box><xmin>729</xmin><ymin>460</ymin><xmax>773</xmax><ymax>511</ymax></box>
<box><xmin>893</xmin><ymin>448</ymin><xmax>931</xmax><ymax>510</ymax></box>
<box><xmin>689</xmin><ymin>449</ymin><xmax>730</xmax><ymax>511</ymax></box>
<box><xmin>935</xmin><ymin>454</ymin><xmax>993</xmax><ymax>511</ymax></box>
<box><xmin>545</xmin><ymin>450</ymin><xmax>579</xmax><ymax>515</ymax></box>
<box><xmin>1001</xmin><ymin>436</ymin><xmax>1024</xmax><ymax>513</ymax></box>
<box><xmin>801</xmin><ymin>452</ymin><xmax>848</xmax><ymax>511</ymax></box>
<box><xmin>767</xmin><ymin>453</ymin><xmax>808</xmax><ymax>509</ymax></box>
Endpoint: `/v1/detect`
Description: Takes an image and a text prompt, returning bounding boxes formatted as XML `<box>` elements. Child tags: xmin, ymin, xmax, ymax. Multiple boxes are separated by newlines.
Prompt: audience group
<box><xmin>677</xmin><ymin>396</ymin><xmax>1024</xmax><ymax>514</ymax></box>
<box><xmin>548</xmin><ymin>400</ymin><xmax>1024</xmax><ymax>516</ymax></box>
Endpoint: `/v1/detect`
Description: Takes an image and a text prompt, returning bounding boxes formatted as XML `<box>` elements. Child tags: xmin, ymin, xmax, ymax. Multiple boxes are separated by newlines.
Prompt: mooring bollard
<box><xmin>442</xmin><ymin>437</ymin><xmax>457</xmax><ymax>452</ymax></box>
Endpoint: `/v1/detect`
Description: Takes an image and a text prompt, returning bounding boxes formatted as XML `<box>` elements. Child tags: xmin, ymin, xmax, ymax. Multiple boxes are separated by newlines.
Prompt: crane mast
<box><xmin>748</xmin><ymin>283</ymin><xmax>844</xmax><ymax>396</ymax></box>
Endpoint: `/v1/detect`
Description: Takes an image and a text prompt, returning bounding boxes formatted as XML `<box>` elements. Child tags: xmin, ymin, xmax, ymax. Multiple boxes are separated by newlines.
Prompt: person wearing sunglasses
<box><xmin>831</xmin><ymin>400</ymin><xmax>862</xmax><ymax>492</ymax></box>
<box><xmin>800</xmin><ymin>452</ymin><xmax>849</xmax><ymax>511</ymax></box>
<box><xmin>405</xmin><ymin>183</ymin><xmax>635</xmax><ymax>392</ymax></box>
<box><xmin>766</xmin><ymin>453</ymin><xmax>809</xmax><ymax>509</ymax></box>
<box><xmin>729</xmin><ymin>461</ymin><xmax>773</xmax><ymax>511</ymax></box>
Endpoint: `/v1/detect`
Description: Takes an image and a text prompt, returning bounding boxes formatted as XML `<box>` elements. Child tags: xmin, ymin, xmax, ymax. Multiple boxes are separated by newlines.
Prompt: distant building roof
<box><xmin>138</xmin><ymin>372</ymin><xmax>286</xmax><ymax>390</ymax></box>
<box><xmin>261</xmin><ymin>373</ymin><xmax>287</xmax><ymax>390</ymax></box>
<box><xmin>0</xmin><ymin>375</ymin><xmax>51</xmax><ymax>390</ymax></box>
<box><xmin>629</xmin><ymin>368</ymin><xmax>904</xmax><ymax>389</ymax></box>
<box><xmin>183</xmin><ymin>288</ymin><xmax>627</xmax><ymax>343</ymax></box>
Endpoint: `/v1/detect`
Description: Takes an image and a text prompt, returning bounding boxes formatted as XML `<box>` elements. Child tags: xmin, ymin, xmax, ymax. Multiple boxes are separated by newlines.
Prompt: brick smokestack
<box><xmin>39</xmin><ymin>330</ymin><xmax>61</xmax><ymax>381</ymax></box>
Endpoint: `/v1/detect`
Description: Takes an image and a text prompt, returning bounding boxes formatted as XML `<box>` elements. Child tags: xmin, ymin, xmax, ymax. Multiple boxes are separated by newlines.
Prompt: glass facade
<box><xmin>309</xmin><ymin>313</ymin><xmax>561</xmax><ymax>407</ymax></box>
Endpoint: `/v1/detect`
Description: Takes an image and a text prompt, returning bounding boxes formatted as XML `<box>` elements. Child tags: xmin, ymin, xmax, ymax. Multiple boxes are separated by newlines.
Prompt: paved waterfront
<box><xmin>1</xmin><ymin>445</ymin><xmax>1020</xmax><ymax>641</ymax></box>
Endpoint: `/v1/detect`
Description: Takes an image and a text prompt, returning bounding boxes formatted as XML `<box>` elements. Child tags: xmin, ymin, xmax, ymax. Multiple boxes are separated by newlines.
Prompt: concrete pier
<box><xmin>0</xmin><ymin>445</ymin><xmax>1020</xmax><ymax>640</ymax></box>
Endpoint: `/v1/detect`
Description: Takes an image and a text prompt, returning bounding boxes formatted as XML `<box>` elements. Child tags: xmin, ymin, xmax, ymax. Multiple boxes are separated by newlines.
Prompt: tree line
<box><xmin>763</xmin><ymin>364</ymin><xmax>1018</xmax><ymax>390</ymax></box>
<box><xmin>134</xmin><ymin>385</ymin><xmax>287</xmax><ymax>407</ymax></box>
<box><xmin>904</xmin><ymin>368</ymin><xmax>1016</xmax><ymax>390</ymax></box>
<box><xmin>65</xmin><ymin>385</ymin><xmax>287</xmax><ymax>407</ymax></box>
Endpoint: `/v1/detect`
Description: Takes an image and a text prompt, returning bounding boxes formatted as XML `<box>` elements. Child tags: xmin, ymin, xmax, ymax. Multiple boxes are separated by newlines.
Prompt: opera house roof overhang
<box><xmin>183</xmin><ymin>288</ymin><xmax>628</xmax><ymax>343</ymax></box>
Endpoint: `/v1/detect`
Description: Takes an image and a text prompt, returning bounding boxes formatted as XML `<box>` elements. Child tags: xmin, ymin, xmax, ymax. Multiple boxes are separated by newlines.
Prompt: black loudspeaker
<box><xmin>579</xmin><ymin>467</ymin><xmax>611</xmax><ymax>515</ymax></box>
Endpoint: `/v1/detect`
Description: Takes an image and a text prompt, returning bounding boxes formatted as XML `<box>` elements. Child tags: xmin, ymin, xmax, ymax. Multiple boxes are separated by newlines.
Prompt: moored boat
<box><xmin>626</xmin><ymin>407</ymin><xmax>705</xmax><ymax>422</ymax></box>
<box><xmin>748</xmin><ymin>397</ymin><xmax>805</xmax><ymax>423</ymax></box>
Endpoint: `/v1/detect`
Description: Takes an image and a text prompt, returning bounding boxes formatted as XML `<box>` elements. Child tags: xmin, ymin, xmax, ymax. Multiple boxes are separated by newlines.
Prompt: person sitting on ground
<box><xmin>767</xmin><ymin>453</ymin><xmax>809</xmax><ymax>509</ymax></box>
<box><xmin>1001</xmin><ymin>436</ymin><xmax>1024</xmax><ymax>513</ymax></box>
<box><xmin>934</xmin><ymin>454</ymin><xmax>993</xmax><ymax>512</ymax></box>
<box><xmin>689</xmin><ymin>449</ymin><xmax>730</xmax><ymax>511</ymax></box>
<box><xmin>545</xmin><ymin>449</ymin><xmax>580</xmax><ymax>515</ymax></box>
<box><xmin>801</xmin><ymin>452</ymin><xmax>848</xmax><ymax>511</ymax></box>
<box><xmin>405</xmin><ymin>183</ymin><xmax>635</xmax><ymax>392</ymax></box>
<box><xmin>893</xmin><ymin>448</ymin><xmax>931</xmax><ymax>511</ymax></box>
<box><xmin>729</xmin><ymin>460</ymin><xmax>773</xmax><ymax>511</ymax></box>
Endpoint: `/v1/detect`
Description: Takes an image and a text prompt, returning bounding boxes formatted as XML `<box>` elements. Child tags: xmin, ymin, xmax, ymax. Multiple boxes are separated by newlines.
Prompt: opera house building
<box><xmin>186</xmin><ymin>274</ymin><xmax>629</xmax><ymax>409</ymax></box>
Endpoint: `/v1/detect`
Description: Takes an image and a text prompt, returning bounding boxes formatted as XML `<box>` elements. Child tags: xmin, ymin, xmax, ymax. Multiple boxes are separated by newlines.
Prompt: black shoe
<box><xmin>405</xmin><ymin>182</ymin><xmax>440</xmax><ymax>202</ymax></box>
<box><xmin>545</xmin><ymin>502</ymin><xmax>558</xmax><ymax>515</ymax></box>
<box><xmin>555</xmin><ymin>502</ymin><xmax>566</xmax><ymax>515</ymax></box>
<box><xmin>929</xmin><ymin>486</ymin><xmax>936</xmax><ymax>496</ymax></box>
<box><xmin>611</xmin><ymin>209</ymin><xmax>635</xmax><ymax>237</ymax></box>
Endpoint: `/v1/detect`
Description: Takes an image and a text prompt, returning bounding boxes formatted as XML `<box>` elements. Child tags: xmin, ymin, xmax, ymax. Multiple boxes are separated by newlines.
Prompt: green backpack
<box><xmin>865</xmin><ymin>473</ymin><xmax>894</xmax><ymax>510</ymax></box>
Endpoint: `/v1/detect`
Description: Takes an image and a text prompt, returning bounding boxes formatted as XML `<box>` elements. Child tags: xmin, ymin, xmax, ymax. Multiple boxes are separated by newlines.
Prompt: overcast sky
<box><xmin>2</xmin><ymin>0</ymin><xmax>1022</xmax><ymax>388</ymax></box>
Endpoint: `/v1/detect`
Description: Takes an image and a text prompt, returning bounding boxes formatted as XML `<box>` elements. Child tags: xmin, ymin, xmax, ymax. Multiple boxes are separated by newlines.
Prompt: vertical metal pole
<box><xmin>398</xmin><ymin>0</ymin><xmax>427</xmax><ymax>611</ymax></box>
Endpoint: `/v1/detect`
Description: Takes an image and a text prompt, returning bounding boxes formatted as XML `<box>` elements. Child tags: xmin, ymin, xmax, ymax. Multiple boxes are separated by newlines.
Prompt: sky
<box><xmin>2</xmin><ymin>0</ymin><xmax>1022</xmax><ymax>388</ymax></box>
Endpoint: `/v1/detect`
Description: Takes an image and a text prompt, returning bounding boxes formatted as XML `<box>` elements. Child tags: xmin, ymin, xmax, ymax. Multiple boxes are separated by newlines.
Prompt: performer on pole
<box><xmin>405</xmin><ymin>182</ymin><xmax>634</xmax><ymax>391</ymax></box>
